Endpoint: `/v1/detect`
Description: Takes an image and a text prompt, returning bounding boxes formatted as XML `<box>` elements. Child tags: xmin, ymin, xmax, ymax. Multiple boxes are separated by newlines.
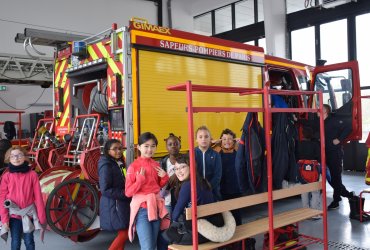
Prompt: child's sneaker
<box><xmin>311</xmin><ymin>215</ymin><xmax>322</xmax><ymax>220</ymax></box>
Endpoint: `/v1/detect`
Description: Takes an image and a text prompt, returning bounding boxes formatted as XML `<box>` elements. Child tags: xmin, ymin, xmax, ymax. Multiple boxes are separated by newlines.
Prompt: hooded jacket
<box><xmin>235</xmin><ymin>112</ymin><xmax>266</xmax><ymax>194</ymax></box>
<box><xmin>98</xmin><ymin>155</ymin><xmax>131</xmax><ymax>231</ymax></box>
<box><xmin>194</xmin><ymin>147</ymin><xmax>222</xmax><ymax>200</ymax></box>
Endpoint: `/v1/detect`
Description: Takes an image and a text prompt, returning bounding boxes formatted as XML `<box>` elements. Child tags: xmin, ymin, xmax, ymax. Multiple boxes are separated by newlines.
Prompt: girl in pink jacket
<box><xmin>125</xmin><ymin>132</ymin><xmax>169</xmax><ymax>250</ymax></box>
<box><xmin>0</xmin><ymin>146</ymin><xmax>46</xmax><ymax>250</ymax></box>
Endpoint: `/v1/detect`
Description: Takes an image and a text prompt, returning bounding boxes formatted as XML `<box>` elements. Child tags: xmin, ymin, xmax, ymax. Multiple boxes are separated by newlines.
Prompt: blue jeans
<box><xmin>10</xmin><ymin>218</ymin><xmax>35</xmax><ymax>250</ymax></box>
<box><xmin>136</xmin><ymin>208</ymin><xmax>160</xmax><ymax>250</ymax></box>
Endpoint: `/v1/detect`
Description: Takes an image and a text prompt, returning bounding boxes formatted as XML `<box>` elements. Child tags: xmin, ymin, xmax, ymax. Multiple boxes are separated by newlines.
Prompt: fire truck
<box><xmin>29</xmin><ymin>18</ymin><xmax>361</xmax><ymax>241</ymax></box>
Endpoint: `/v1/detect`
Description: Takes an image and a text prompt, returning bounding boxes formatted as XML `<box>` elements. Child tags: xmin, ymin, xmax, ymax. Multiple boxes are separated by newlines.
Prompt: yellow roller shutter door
<box><xmin>138</xmin><ymin>50</ymin><xmax>263</xmax><ymax>155</ymax></box>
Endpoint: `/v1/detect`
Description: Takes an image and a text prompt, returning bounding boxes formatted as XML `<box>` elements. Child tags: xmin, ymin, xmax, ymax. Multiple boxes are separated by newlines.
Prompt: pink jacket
<box><xmin>125</xmin><ymin>157</ymin><xmax>169</xmax><ymax>197</ymax></box>
<box><xmin>128</xmin><ymin>193</ymin><xmax>169</xmax><ymax>242</ymax></box>
<box><xmin>0</xmin><ymin>170</ymin><xmax>46</xmax><ymax>225</ymax></box>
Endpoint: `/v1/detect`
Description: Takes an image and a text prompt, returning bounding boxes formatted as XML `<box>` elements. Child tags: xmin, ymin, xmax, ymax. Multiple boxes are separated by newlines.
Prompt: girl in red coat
<box><xmin>125</xmin><ymin>132</ymin><xmax>169</xmax><ymax>250</ymax></box>
<box><xmin>0</xmin><ymin>146</ymin><xmax>46</xmax><ymax>250</ymax></box>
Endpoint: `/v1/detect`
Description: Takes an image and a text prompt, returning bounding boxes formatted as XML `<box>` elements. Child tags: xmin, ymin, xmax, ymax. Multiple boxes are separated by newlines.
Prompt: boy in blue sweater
<box><xmin>194</xmin><ymin>125</ymin><xmax>222</xmax><ymax>201</ymax></box>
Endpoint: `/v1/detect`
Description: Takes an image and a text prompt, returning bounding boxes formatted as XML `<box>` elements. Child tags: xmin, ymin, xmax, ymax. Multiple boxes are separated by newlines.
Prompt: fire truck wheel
<box><xmin>46</xmin><ymin>179</ymin><xmax>99</xmax><ymax>237</ymax></box>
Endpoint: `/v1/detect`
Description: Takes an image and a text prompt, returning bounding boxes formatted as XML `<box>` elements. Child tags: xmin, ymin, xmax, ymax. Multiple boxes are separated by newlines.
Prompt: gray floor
<box><xmin>1</xmin><ymin>171</ymin><xmax>370</xmax><ymax>249</ymax></box>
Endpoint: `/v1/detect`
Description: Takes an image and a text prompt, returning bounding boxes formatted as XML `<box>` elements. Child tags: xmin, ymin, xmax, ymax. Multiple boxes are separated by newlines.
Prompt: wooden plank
<box><xmin>186</xmin><ymin>182</ymin><xmax>322</xmax><ymax>219</ymax></box>
<box><xmin>169</xmin><ymin>208</ymin><xmax>322</xmax><ymax>250</ymax></box>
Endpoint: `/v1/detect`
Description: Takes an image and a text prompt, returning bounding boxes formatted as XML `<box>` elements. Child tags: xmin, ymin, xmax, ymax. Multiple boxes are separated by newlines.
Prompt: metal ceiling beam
<box><xmin>15</xmin><ymin>28</ymin><xmax>89</xmax><ymax>48</ymax></box>
<box><xmin>0</xmin><ymin>53</ymin><xmax>53</xmax><ymax>87</ymax></box>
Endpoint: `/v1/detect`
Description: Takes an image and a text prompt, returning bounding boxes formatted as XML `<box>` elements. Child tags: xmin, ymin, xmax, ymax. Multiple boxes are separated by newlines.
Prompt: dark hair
<box><xmin>0</xmin><ymin>139</ymin><xmax>12</xmax><ymax>169</ymax></box>
<box><xmin>138</xmin><ymin>132</ymin><xmax>158</xmax><ymax>146</ymax></box>
<box><xmin>103</xmin><ymin>139</ymin><xmax>122</xmax><ymax>157</ymax></box>
<box><xmin>219</xmin><ymin>128</ymin><xmax>236</xmax><ymax>139</ymax></box>
<box><xmin>0</xmin><ymin>139</ymin><xmax>12</xmax><ymax>152</ymax></box>
<box><xmin>302</xmin><ymin>126</ymin><xmax>313</xmax><ymax>140</ymax></box>
<box><xmin>323</xmin><ymin>104</ymin><xmax>331</xmax><ymax>113</ymax></box>
<box><xmin>164</xmin><ymin>133</ymin><xmax>181</xmax><ymax>144</ymax></box>
<box><xmin>172</xmin><ymin>154</ymin><xmax>211</xmax><ymax>199</ymax></box>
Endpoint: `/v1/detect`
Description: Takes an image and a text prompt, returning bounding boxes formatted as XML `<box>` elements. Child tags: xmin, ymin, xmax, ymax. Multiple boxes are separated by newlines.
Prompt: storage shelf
<box><xmin>169</xmin><ymin>208</ymin><xmax>322</xmax><ymax>250</ymax></box>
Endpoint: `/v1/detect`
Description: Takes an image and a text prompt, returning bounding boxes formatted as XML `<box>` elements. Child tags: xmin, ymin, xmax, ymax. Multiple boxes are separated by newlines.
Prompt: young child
<box><xmin>158</xmin><ymin>133</ymin><xmax>182</xmax><ymax>250</ymax></box>
<box><xmin>125</xmin><ymin>132</ymin><xmax>169</xmax><ymax>249</ymax></box>
<box><xmin>159</xmin><ymin>133</ymin><xmax>182</xmax><ymax>214</ymax></box>
<box><xmin>0</xmin><ymin>146</ymin><xmax>46</xmax><ymax>250</ymax></box>
<box><xmin>98</xmin><ymin>139</ymin><xmax>130</xmax><ymax>250</ymax></box>
<box><xmin>162</xmin><ymin>155</ymin><xmax>227</xmax><ymax>245</ymax></box>
<box><xmin>216</xmin><ymin>129</ymin><xmax>242</xmax><ymax>226</ymax></box>
<box><xmin>297</xmin><ymin>127</ymin><xmax>322</xmax><ymax>213</ymax></box>
<box><xmin>195</xmin><ymin>126</ymin><xmax>222</xmax><ymax>201</ymax></box>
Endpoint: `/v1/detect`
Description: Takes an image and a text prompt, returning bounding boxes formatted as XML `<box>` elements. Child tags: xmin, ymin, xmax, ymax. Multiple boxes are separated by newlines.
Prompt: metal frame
<box><xmin>167</xmin><ymin>80</ymin><xmax>328</xmax><ymax>250</ymax></box>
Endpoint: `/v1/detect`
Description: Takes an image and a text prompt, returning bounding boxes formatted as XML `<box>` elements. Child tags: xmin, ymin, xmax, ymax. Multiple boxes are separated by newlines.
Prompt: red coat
<box><xmin>0</xmin><ymin>170</ymin><xmax>46</xmax><ymax>225</ymax></box>
<box><xmin>125</xmin><ymin>157</ymin><xmax>169</xmax><ymax>197</ymax></box>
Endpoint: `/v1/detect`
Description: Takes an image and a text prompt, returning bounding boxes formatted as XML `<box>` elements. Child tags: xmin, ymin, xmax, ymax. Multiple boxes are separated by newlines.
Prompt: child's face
<box><xmin>108</xmin><ymin>142</ymin><xmax>123</xmax><ymax>160</ymax></box>
<box><xmin>9</xmin><ymin>149</ymin><xmax>25</xmax><ymax>166</ymax></box>
<box><xmin>196</xmin><ymin>130</ymin><xmax>211</xmax><ymax>149</ymax></box>
<box><xmin>174</xmin><ymin>162</ymin><xmax>189</xmax><ymax>181</ymax></box>
<box><xmin>166</xmin><ymin>137</ymin><xmax>180</xmax><ymax>156</ymax></box>
<box><xmin>137</xmin><ymin>139</ymin><xmax>157</xmax><ymax>158</ymax></box>
<box><xmin>221</xmin><ymin>134</ymin><xmax>234</xmax><ymax>149</ymax></box>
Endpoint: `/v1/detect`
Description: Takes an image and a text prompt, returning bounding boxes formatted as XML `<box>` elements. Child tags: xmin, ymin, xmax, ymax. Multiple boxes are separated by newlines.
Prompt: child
<box><xmin>217</xmin><ymin>129</ymin><xmax>242</xmax><ymax>226</ymax></box>
<box><xmin>0</xmin><ymin>146</ymin><xmax>46</xmax><ymax>250</ymax></box>
<box><xmin>125</xmin><ymin>132</ymin><xmax>169</xmax><ymax>250</ymax></box>
<box><xmin>158</xmin><ymin>133</ymin><xmax>182</xmax><ymax>250</ymax></box>
<box><xmin>195</xmin><ymin>126</ymin><xmax>222</xmax><ymax>201</ymax></box>
<box><xmin>159</xmin><ymin>133</ymin><xmax>182</xmax><ymax>214</ymax></box>
<box><xmin>98</xmin><ymin>139</ymin><xmax>130</xmax><ymax>250</ymax></box>
<box><xmin>297</xmin><ymin>127</ymin><xmax>322</xmax><ymax>213</ymax></box>
<box><xmin>162</xmin><ymin>155</ymin><xmax>231</xmax><ymax>245</ymax></box>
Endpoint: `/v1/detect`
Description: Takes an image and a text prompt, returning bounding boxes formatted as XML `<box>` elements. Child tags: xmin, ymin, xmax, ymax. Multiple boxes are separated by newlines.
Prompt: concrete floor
<box><xmin>1</xmin><ymin>171</ymin><xmax>369</xmax><ymax>250</ymax></box>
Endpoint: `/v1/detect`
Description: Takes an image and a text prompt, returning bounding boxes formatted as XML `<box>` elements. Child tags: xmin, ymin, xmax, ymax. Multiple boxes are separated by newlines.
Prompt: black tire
<box><xmin>46</xmin><ymin>178</ymin><xmax>99</xmax><ymax>236</ymax></box>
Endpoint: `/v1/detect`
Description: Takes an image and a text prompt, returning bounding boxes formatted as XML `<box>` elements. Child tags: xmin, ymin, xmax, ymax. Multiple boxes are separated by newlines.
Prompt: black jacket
<box><xmin>98</xmin><ymin>155</ymin><xmax>131</xmax><ymax>231</ymax></box>
<box><xmin>324</xmin><ymin>114</ymin><xmax>352</xmax><ymax>153</ymax></box>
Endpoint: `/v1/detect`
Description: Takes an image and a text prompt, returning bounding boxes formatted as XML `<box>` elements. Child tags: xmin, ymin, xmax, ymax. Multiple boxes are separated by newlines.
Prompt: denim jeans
<box><xmin>301</xmin><ymin>190</ymin><xmax>321</xmax><ymax>209</ymax></box>
<box><xmin>10</xmin><ymin>218</ymin><xmax>35</xmax><ymax>250</ymax></box>
<box><xmin>136</xmin><ymin>208</ymin><xmax>160</xmax><ymax>250</ymax></box>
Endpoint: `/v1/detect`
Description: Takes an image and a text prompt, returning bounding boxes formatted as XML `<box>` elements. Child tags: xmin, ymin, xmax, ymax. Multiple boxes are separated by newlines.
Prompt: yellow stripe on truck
<box><xmin>96</xmin><ymin>43</ymin><xmax>122</xmax><ymax>75</ymax></box>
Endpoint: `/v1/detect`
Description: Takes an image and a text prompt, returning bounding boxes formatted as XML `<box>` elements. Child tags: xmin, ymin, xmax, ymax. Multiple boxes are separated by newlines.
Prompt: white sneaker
<box><xmin>311</xmin><ymin>215</ymin><xmax>322</xmax><ymax>220</ymax></box>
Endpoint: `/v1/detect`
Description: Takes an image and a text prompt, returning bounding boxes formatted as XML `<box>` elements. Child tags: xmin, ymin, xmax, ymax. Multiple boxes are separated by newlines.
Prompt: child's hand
<box><xmin>3</xmin><ymin>222</ymin><xmax>9</xmax><ymax>231</ymax></box>
<box><xmin>138</xmin><ymin>167</ymin><xmax>145</xmax><ymax>176</ymax></box>
<box><xmin>155</xmin><ymin>166</ymin><xmax>167</xmax><ymax>178</ymax></box>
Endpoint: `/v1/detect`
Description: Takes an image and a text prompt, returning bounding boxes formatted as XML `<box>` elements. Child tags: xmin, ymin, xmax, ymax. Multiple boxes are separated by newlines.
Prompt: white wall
<box><xmin>0</xmin><ymin>85</ymin><xmax>52</xmax><ymax>136</ymax></box>
<box><xmin>0</xmin><ymin>0</ymin><xmax>159</xmax><ymax>56</ymax></box>
<box><xmin>0</xmin><ymin>0</ymin><xmax>223</xmax><ymax>137</ymax></box>
<box><xmin>0</xmin><ymin>0</ymin><xmax>159</xmax><ymax>136</ymax></box>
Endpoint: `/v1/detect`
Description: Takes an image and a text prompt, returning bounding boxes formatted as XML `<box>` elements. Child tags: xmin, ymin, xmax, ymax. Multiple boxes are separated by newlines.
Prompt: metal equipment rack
<box><xmin>167</xmin><ymin>81</ymin><xmax>329</xmax><ymax>250</ymax></box>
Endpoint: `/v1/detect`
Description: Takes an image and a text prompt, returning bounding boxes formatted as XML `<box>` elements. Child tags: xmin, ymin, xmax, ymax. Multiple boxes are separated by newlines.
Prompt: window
<box><xmin>244</xmin><ymin>40</ymin><xmax>255</xmax><ymax>46</ymax></box>
<box><xmin>258</xmin><ymin>0</ymin><xmax>264</xmax><ymax>22</ymax></box>
<box><xmin>258</xmin><ymin>38</ymin><xmax>266</xmax><ymax>52</ymax></box>
<box><xmin>291</xmin><ymin>26</ymin><xmax>315</xmax><ymax>66</ymax></box>
<box><xmin>235</xmin><ymin>0</ymin><xmax>254</xmax><ymax>28</ymax></box>
<box><xmin>314</xmin><ymin>69</ymin><xmax>352</xmax><ymax>111</ymax></box>
<box><xmin>194</xmin><ymin>13</ymin><xmax>212</xmax><ymax>36</ymax></box>
<box><xmin>320</xmin><ymin>19</ymin><xmax>348</xmax><ymax>65</ymax></box>
<box><xmin>356</xmin><ymin>13</ymin><xmax>370</xmax><ymax>87</ymax></box>
<box><xmin>286</xmin><ymin>0</ymin><xmax>305</xmax><ymax>14</ymax></box>
<box><xmin>215</xmin><ymin>5</ymin><xmax>232</xmax><ymax>34</ymax></box>
<box><xmin>356</xmin><ymin>13</ymin><xmax>370</xmax><ymax>142</ymax></box>
<box><xmin>360</xmin><ymin>90</ymin><xmax>370</xmax><ymax>142</ymax></box>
